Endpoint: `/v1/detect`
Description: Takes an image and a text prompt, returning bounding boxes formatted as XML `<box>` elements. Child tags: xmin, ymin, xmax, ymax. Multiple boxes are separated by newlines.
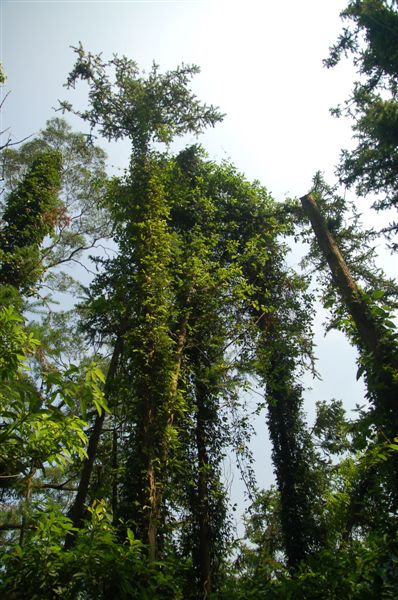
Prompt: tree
<box><xmin>1</xmin><ymin>118</ymin><xmax>111</xmax><ymax>283</ymax></box>
<box><xmin>300</xmin><ymin>190</ymin><xmax>398</xmax><ymax>438</ymax></box>
<box><xmin>0</xmin><ymin>150</ymin><xmax>62</xmax><ymax>294</ymax></box>
<box><xmin>298</xmin><ymin>180</ymin><xmax>398</xmax><ymax>533</ymax></box>
<box><xmin>60</xmin><ymin>47</ymin><xmax>224</xmax><ymax>562</ymax></box>
<box><xmin>4</xmin><ymin>32</ymin><xmax>398</xmax><ymax>597</ymax></box>
<box><xmin>325</xmin><ymin>0</ymin><xmax>398</xmax><ymax>247</ymax></box>
<box><xmin>248</xmin><ymin>265</ymin><xmax>325</xmax><ymax>568</ymax></box>
<box><xmin>0</xmin><ymin>117</ymin><xmax>112</xmax><ymax>556</ymax></box>
<box><xmin>0</xmin><ymin>300</ymin><xmax>109</xmax><ymax>545</ymax></box>
<box><xmin>61</xmin><ymin>43</ymin><xmax>223</xmax><ymax>152</ymax></box>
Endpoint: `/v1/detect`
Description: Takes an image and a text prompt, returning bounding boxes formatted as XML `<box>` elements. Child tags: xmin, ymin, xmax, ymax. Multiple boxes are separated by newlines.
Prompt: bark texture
<box><xmin>300</xmin><ymin>193</ymin><xmax>398</xmax><ymax>425</ymax></box>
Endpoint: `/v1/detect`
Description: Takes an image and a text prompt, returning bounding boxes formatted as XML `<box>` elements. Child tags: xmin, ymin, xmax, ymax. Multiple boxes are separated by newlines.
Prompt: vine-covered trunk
<box><xmin>195</xmin><ymin>382</ymin><xmax>212</xmax><ymax>599</ymax></box>
<box><xmin>125</xmin><ymin>316</ymin><xmax>188</xmax><ymax>560</ymax></box>
<box><xmin>162</xmin><ymin>317</ymin><xmax>188</xmax><ymax>464</ymax></box>
<box><xmin>265</xmin><ymin>359</ymin><xmax>318</xmax><ymax>567</ymax></box>
<box><xmin>252</xmin><ymin>298</ymin><xmax>322</xmax><ymax>569</ymax></box>
<box><xmin>144</xmin><ymin>417</ymin><xmax>160</xmax><ymax>561</ymax></box>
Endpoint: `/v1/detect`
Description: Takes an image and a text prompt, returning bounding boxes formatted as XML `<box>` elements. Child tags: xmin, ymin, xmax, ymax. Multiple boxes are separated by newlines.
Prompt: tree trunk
<box><xmin>140</xmin><ymin>318</ymin><xmax>188</xmax><ymax>560</ymax></box>
<box><xmin>65</xmin><ymin>336</ymin><xmax>123</xmax><ymax>547</ymax></box>
<box><xmin>163</xmin><ymin>317</ymin><xmax>188</xmax><ymax>462</ymax></box>
<box><xmin>195</xmin><ymin>383</ymin><xmax>212</xmax><ymax>599</ymax></box>
<box><xmin>300</xmin><ymin>193</ymin><xmax>398</xmax><ymax>425</ymax></box>
<box><xmin>252</xmin><ymin>303</ymin><xmax>322</xmax><ymax>569</ymax></box>
<box><xmin>143</xmin><ymin>408</ymin><xmax>160</xmax><ymax>562</ymax></box>
<box><xmin>111</xmin><ymin>425</ymin><xmax>118</xmax><ymax>525</ymax></box>
<box><xmin>300</xmin><ymin>194</ymin><xmax>385</xmax><ymax>357</ymax></box>
<box><xmin>263</xmin><ymin>348</ymin><xmax>320</xmax><ymax>568</ymax></box>
<box><xmin>19</xmin><ymin>465</ymin><xmax>35</xmax><ymax>547</ymax></box>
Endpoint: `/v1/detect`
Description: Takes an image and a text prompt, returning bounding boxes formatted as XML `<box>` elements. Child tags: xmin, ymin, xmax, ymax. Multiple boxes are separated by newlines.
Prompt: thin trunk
<box><xmin>19</xmin><ymin>465</ymin><xmax>35</xmax><ymax>547</ymax></box>
<box><xmin>66</xmin><ymin>412</ymin><xmax>105</xmax><ymax>536</ymax></box>
<box><xmin>196</xmin><ymin>383</ymin><xmax>211</xmax><ymax>600</ymax></box>
<box><xmin>111</xmin><ymin>425</ymin><xmax>118</xmax><ymax>525</ymax></box>
<box><xmin>65</xmin><ymin>336</ymin><xmax>123</xmax><ymax>547</ymax></box>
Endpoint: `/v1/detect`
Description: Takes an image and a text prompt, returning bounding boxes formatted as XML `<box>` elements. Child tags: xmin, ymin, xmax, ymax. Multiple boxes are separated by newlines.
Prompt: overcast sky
<box><xmin>2</xmin><ymin>0</ymin><xmax>395</xmax><ymax>515</ymax></box>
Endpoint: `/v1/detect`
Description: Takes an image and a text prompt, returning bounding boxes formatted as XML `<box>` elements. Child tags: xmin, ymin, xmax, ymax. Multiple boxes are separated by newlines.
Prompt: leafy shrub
<box><xmin>0</xmin><ymin>500</ymin><xmax>182</xmax><ymax>600</ymax></box>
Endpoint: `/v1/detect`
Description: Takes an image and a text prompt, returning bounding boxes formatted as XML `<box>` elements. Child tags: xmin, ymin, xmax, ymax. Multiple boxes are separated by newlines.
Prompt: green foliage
<box><xmin>0</xmin><ymin>304</ymin><xmax>38</xmax><ymax>377</ymax></box>
<box><xmin>0</xmin><ymin>150</ymin><xmax>62</xmax><ymax>293</ymax></box>
<box><xmin>325</xmin><ymin>0</ymin><xmax>398</xmax><ymax>247</ymax></box>
<box><xmin>0</xmin><ymin>500</ymin><xmax>181</xmax><ymax>600</ymax></box>
<box><xmin>0</xmin><ymin>302</ymin><xmax>108</xmax><ymax>503</ymax></box>
<box><xmin>0</xmin><ymin>63</ymin><xmax>6</xmax><ymax>84</ymax></box>
<box><xmin>1</xmin><ymin>118</ymin><xmax>111</xmax><ymax>282</ymax></box>
<box><xmin>80</xmin><ymin>140</ymin><xmax>288</xmax><ymax>590</ymax></box>
<box><xmin>266</xmin><ymin>534</ymin><xmax>398</xmax><ymax>599</ymax></box>
<box><xmin>2</xmin><ymin>39</ymin><xmax>398</xmax><ymax>599</ymax></box>
<box><xmin>58</xmin><ymin>51</ymin><xmax>227</xmax><ymax>567</ymax></box>
<box><xmin>62</xmin><ymin>44</ymin><xmax>224</xmax><ymax>152</ymax></box>
<box><xmin>312</xmin><ymin>398</ymin><xmax>352</xmax><ymax>457</ymax></box>
<box><xmin>223</xmin><ymin>497</ymin><xmax>398</xmax><ymax>599</ymax></box>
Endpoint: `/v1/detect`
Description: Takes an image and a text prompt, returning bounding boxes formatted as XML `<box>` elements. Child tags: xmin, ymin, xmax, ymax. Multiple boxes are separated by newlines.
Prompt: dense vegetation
<box><xmin>0</xmin><ymin>2</ymin><xmax>397</xmax><ymax>598</ymax></box>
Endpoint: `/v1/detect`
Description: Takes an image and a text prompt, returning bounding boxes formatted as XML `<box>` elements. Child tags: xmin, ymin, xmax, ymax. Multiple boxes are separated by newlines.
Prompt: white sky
<box><xmin>2</xmin><ymin>0</ymin><xmax>355</xmax><ymax>195</ymax></box>
<box><xmin>1</xmin><ymin>0</ymin><xmax>395</xmax><ymax>522</ymax></box>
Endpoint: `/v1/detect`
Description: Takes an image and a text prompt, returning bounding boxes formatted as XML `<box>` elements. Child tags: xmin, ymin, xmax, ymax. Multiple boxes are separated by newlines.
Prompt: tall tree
<box><xmin>298</xmin><ymin>181</ymin><xmax>398</xmax><ymax>530</ymax></box>
<box><xmin>249</xmin><ymin>263</ymin><xmax>324</xmax><ymax>568</ymax></box>
<box><xmin>62</xmin><ymin>47</ymin><xmax>223</xmax><ymax>560</ymax></box>
<box><xmin>300</xmin><ymin>189</ymin><xmax>398</xmax><ymax>440</ymax></box>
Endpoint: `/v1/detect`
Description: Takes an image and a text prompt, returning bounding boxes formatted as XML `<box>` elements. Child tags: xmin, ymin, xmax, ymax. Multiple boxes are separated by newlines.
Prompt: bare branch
<box><xmin>0</xmin><ymin>133</ymin><xmax>33</xmax><ymax>152</ymax></box>
<box><xmin>0</xmin><ymin>90</ymin><xmax>11</xmax><ymax>110</ymax></box>
<box><xmin>34</xmin><ymin>483</ymin><xmax>77</xmax><ymax>492</ymax></box>
<box><xmin>45</xmin><ymin>239</ymin><xmax>100</xmax><ymax>270</ymax></box>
